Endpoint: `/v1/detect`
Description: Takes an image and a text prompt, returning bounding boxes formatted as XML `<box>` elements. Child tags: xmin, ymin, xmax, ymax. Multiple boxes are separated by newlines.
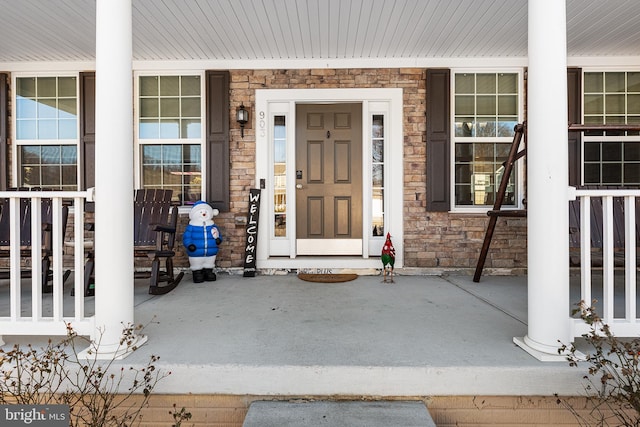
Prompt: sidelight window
<box><xmin>372</xmin><ymin>115</ymin><xmax>385</xmax><ymax>236</ymax></box>
<box><xmin>273</xmin><ymin>115</ymin><xmax>287</xmax><ymax>237</ymax></box>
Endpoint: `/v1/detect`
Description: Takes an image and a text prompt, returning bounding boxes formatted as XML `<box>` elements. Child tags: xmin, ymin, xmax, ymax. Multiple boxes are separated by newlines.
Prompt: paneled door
<box><xmin>295</xmin><ymin>103</ymin><xmax>363</xmax><ymax>255</ymax></box>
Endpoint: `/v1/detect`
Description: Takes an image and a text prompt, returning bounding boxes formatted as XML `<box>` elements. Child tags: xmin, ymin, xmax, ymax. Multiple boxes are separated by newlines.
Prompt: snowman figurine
<box><xmin>183</xmin><ymin>200</ymin><xmax>222</xmax><ymax>283</ymax></box>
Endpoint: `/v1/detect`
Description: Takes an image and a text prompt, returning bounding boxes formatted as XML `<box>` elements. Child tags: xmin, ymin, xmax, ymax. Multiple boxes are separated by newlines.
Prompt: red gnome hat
<box><xmin>382</xmin><ymin>232</ymin><xmax>395</xmax><ymax>257</ymax></box>
<box><xmin>381</xmin><ymin>232</ymin><xmax>396</xmax><ymax>283</ymax></box>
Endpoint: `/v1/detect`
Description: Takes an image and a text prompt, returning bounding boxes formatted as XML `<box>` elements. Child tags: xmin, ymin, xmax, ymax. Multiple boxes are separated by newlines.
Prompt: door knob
<box><xmin>296</xmin><ymin>184</ymin><xmax>303</xmax><ymax>189</ymax></box>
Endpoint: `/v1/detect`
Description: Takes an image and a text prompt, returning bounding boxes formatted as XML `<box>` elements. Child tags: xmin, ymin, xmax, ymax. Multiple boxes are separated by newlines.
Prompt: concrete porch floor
<box><xmin>0</xmin><ymin>271</ymin><xmax>608</xmax><ymax>397</ymax></box>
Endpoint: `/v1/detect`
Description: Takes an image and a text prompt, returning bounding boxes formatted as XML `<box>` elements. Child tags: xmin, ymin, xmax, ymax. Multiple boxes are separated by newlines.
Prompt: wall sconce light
<box><xmin>236</xmin><ymin>104</ymin><xmax>249</xmax><ymax>138</ymax></box>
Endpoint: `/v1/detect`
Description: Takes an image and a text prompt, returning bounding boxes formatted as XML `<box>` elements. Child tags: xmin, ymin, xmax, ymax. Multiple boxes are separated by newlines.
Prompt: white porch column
<box><xmin>91</xmin><ymin>0</ymin><xmax>143</xmax><ymax>358</ymax></box>
<box><xmin>514</xmin><ymin>0</ymin><xmax>571</xmax><ymax>361</ymax></box>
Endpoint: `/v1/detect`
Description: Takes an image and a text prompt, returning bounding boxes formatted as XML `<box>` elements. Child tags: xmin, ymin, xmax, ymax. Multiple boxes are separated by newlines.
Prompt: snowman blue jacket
<box><xmin>183</xmin><ymin>223</ymin><xmax>222</xmax><ymax>257</ymax></box>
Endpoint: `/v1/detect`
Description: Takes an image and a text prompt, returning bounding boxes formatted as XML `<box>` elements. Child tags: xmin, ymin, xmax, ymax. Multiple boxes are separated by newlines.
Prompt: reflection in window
<box><xmin>273</xmin><ymin>116</ymin><xmax>287</xmax><ymax>237</ymax></box>
<box><xmin>583</xmin><ymin>71</ymin><xmax>640</xmax><ymax>185</ymax></box>
<box><xmin>141</xmin><ymin>144</ymin><xmax>201</xmax><ymax>204</ymax></box>
<box><xmin>16</xmin><ymin>76</ymin><xmax>78</xmax><ymax>189</ymax></box>
<box><xmin>455</xmin><ymin>142</ymin><xmax>514</xmax><ymax>206</ymax></box>
<box><xmin>453</xmin><ymin>72</ymin><xmax>519</xmax><ymax>207</ymax></box>
<box><xmin>583</xmin><ymin>141</ymin><xmax>640</xmax><ymax>185</ymax></box>
<box><xmin>372</xmin><ymin>115</ymin><xmax>384</xmax><ymax>236</ymax></box>
<box><xmin>138</xmin><ymin>74</ymin><xmax>203</xmax><ymax>203</ymax></box>
<box><xmin>454</xmin><ymin>73</ymin><xmax>518</xmax><ymax>138</ymax></box>
<box><xmin>16</xmin><ymin>76</ymin><xmax>78</xmax><ymax>141</ymax></box>
<box><xmin>139</xmin><ymin>75</ymin><xmax>201</xmax><ymax>139</ymax></box>
<box><xmin>584</xmin><ymin>72</ymin><xmax>640</xmax><ymax>136</ymax></box>
<box><xmin>20</xmin><ymin>145</ymin><xmax>77</xmax><ymax>190</ymax></box>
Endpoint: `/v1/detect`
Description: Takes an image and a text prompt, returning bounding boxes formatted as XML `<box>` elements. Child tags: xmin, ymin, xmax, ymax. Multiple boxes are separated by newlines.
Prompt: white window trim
<box><xmin>133</xmin><ymin>70</ymin><xmax>206</xmax><ymax>208</ymax></box>
<box><xmin>449</xmin><ymin>68</ymin><xmax>525</xmax><ymax>213</ymax></box>
<box><xmin>255</xmin><ymin>88</ymin><xmax>404</xmax><ymax>270</ymax></box>
<box><xmin>11</xmin><ymin>72</ymin><xmax>81</xmax><ymax>188</ymax></box>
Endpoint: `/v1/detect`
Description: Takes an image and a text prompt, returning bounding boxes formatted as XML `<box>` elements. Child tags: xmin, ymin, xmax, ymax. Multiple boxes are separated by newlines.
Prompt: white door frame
<box><xmin>255</xmin><ymin>88</ymin><xmax>403</xmax><ymax>270</ymax></box>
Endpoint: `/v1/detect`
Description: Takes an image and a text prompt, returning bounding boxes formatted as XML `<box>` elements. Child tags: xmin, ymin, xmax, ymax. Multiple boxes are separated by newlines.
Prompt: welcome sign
<box><xmin>1</xmin><ymin>405</ymin><xmax>69</xmax><ymax>426</ymax></box>
<box><xmin>243</xmin><ymin>188</ymin><xmax>261</xmax><ymax>277</ymax></box>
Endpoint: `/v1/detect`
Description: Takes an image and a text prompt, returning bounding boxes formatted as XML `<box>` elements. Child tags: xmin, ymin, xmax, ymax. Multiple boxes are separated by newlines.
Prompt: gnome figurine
<box><xmin>381</xmin><ymin>232</ymin><xmax>396</xmax><ymax>283</ymax></box>
<box><xmin>183</xmin><ymin>201</ymin><xmax>222</xmax><ymax>283</ymax></box>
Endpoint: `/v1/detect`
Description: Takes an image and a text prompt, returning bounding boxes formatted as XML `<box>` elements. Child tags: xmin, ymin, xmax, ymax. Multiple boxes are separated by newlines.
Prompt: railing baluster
<box><xmin>74</xmin><ymin>197</ymin><xmax>85</xmax><ymax>320</ymax></box>
<box><xmin>625</xmin><ymin>196</ymin><xmax>637</xmax><ymax>322</ymax></box>
<box><xmin>580</xmin><ymin>196</ymin><xmax>591</xmax><ymax>306</ymax></box>
<box><xmin>52</xmin><ymin>197</ymin><xmax>64</xmax><ymax>321</ymax></box>
<box><xmin>31</xmin><ymin>196</ymin><xmax>43</xmax><ymax>321</ymax></box>
<box><xmin>602</xmin><ymin>196</ymin><xmax>615</xmax><ymax>323</ymax></box>
<box><xmin>9</xmin><ymin>198</ymin><xmax>20</xmax><ymax>322</ymax></box>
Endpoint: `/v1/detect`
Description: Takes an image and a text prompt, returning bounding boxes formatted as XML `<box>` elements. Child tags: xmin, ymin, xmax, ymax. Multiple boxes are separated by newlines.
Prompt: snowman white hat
<box><xmin>190</xmin><ymin>200</ymin><xmax>219</xmax><ymax>219</ymax></box>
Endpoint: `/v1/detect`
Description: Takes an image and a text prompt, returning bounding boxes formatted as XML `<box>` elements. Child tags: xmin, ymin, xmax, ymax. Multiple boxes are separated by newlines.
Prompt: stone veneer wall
<box><xmin>192</xmin><ymin>68</ymin><xmax>528</xmax><ymax>271</ymax></box>
<box><xmin>58</xmin><ymin>68</ymin><xmax>527</xmax><ymax>272</ymax></box>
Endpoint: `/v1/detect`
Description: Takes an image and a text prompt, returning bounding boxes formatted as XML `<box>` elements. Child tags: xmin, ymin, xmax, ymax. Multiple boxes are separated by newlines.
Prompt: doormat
<box><xmin>297</xmin><ymin>273</ymin><xmax>358</xmax><ymax>283</ymax></box>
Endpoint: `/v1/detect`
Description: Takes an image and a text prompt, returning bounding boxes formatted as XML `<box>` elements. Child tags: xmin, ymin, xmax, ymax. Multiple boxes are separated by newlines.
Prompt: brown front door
<box><xmin>295</xmin><ymin>103</ymin><xmax>363</xmax><ymax>255</ymax></box>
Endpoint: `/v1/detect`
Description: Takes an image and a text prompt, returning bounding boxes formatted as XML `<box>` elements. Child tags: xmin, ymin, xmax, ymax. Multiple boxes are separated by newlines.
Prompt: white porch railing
<box><xmin>0</xmin><ymin>189</ymin><xmax>95</xmax><ymax>345</ymax></box>
<box><xmin>569</xmin><ymin>187</ymin><xmax>640</xmax><ymax>338</ymax></box>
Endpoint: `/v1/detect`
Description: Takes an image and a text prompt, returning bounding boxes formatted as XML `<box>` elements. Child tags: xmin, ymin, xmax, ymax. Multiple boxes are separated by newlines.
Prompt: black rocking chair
<box><xmin>81</xmin><ymin>189</ymin><xmax>184</xmax><ymax>296</ymax></box>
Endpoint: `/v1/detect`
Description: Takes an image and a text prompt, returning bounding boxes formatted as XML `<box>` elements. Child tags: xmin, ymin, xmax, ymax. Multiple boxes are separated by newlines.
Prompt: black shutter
<box><xmin>426</xmin><ymin>69</ymin><xmax>451</xmax><ymax>211</ymax></box>
<box><xmin>567</xmin><ymin>68</ymin><xmax>582</xmax><ymax>187</ymax></box>
<box><xmin>206</xmin><ymin>71</ymin><xmax>230</xmax><ymax>212</ymax></box>
<box><xmin>79</xmin><ymin>72</ymin><xmax>95</xmax><ymax>190</ymax></box>
<box><xmin>0</xmin><ymin>73</ymin><xmax>8</xmax><ymax>190</ymax></box>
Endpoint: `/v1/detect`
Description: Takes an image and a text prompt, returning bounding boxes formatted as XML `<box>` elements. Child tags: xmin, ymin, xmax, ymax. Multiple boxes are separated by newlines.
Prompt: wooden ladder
<box><xmin>473</xmin><ymin>123</ymin><xmax>526</xmax><ymax>282</ymax></box>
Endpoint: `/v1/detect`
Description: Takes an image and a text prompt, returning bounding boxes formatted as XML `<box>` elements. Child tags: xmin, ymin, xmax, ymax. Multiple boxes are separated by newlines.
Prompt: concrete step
<box><xmin>243</xmin><ymin>400</ymin><xmax>436</xmax><ymax>427</ymax></box>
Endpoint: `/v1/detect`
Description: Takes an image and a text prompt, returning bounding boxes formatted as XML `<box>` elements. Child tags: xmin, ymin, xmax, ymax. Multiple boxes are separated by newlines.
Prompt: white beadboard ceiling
<box><xmin>0</xmin><ymin>0</ymin><xmax>639</xmax><ymax>65</ymax></box>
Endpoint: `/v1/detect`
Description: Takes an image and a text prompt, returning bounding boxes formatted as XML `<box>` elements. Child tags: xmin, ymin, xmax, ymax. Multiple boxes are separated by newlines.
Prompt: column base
<box><xmin>79</xmin><ymin>334</ymin><xmax>148</xmax><ymax>360</ymax></box>
<box><xmin>513</xmin><ymin>336</ymin><xmax>584</xmax><ymax>362</ymax></box>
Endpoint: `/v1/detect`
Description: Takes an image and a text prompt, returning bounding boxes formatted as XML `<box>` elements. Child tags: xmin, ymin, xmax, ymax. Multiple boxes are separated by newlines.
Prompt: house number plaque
<box><xmin>258</xmin><ymin>110</ymin><xmax>266</xmax><ymax>139</ymax></box>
